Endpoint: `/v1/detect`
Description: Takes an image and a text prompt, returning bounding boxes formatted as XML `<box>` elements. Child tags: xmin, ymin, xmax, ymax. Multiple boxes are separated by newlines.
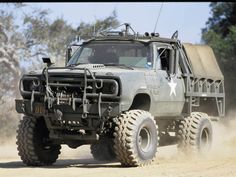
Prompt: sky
<box><xmin>22</xmin><ymin>2</ymin><xmax>211</xmax><ymax>44</ymax></box>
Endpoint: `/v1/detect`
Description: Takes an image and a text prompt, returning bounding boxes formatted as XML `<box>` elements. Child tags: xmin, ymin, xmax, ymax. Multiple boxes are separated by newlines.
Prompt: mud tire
<box><xmin>177</xmin><ymin>112</ymin><xmax>212</xmax><ymax>154</ymax></box>
<box><xmin>16</xmin><ymin>116</ymin><xmax>61</xmax><ymax>166</ymax></box>
<box><xmin>113</xmin><ymin>110</ymin><xmax>158</xmax><ymax>167</ymax></box>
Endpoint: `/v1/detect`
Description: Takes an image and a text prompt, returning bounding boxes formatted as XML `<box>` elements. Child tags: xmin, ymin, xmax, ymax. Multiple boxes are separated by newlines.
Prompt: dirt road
<box><xmin>1</xmin><ymin>121</ymin><xmax>236</xmax><ymax>177</ymax></box>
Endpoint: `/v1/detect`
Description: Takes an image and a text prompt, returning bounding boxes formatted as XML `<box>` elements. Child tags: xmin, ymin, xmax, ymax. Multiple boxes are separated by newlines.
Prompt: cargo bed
<box><xmin>181</xmin><ymin>43</ymin><xmax>225</xmax><ymax>117</ymax></box>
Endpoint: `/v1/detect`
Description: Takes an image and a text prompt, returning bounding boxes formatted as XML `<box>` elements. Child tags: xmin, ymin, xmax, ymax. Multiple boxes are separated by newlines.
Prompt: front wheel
<box><xmin>16</xmin><ymin>116</ymin><xmax>61</xmax><ymax>166</ymax></box>
<box><xmin>113</xmin><ymin>110</ymin><xmax>158</xmax><ymax>167</ymax></box>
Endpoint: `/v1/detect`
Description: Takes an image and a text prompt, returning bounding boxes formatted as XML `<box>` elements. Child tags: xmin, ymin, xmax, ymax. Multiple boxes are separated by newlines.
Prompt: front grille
<box><xmin>20</xmin><ymin>72</ymin><xmax>120</xmax><ymax>109</ymax></box>
<box><xmin>47</xmin><ymin>74</ymin><xmax>119</xmax><ymax>99</ymax></box>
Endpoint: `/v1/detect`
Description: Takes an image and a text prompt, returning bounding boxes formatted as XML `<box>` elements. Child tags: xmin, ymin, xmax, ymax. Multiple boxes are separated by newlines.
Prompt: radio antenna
<box><xmin>153</xmin><ymin>2</ymin><xmax>164</xmax><ymax>33</ymax></box>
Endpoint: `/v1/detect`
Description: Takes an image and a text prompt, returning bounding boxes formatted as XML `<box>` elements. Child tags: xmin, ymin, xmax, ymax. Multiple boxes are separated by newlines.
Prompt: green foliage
<box><xmin>227</xmin><ymin>26</ymin><xmax>236</xmax><ymax>54</ymax></box>
<box><xmin>202</xmin><ymin>26</ymin><xmax>236</xmax><ymax>62</ymax></box>
<box><xmin>202</xmin><ymin>2</ymin><xmax>236</xmax><ymax>37</ymax></box>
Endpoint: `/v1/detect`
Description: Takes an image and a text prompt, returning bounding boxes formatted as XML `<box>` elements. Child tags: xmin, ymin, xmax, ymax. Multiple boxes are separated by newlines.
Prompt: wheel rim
<box><xmin>138</xmin><ymin>127</ymin><xmax>151</xmax><ymax>152</ymax></box>
<box><xmin>200</xmin><ymin>127</ymin><xmax>210</xmax><ymax>152</ymax></box>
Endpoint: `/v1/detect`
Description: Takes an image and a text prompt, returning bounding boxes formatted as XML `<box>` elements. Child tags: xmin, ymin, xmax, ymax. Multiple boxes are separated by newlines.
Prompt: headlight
<box><xmin>23</xmin><ymin>78</ymin><xmax>40</xmax><ymax>91</ymax></box>
<box><xmin>109</xmin><ymin>84</ymin><xmax>116</xmax><ymax>94</ymax></box>
<box><xmin>101</xmin><ymin>80</ymin><xmax>118</xmax><ymax>95</ymax></box>
<box><xmin>32</xmin><ymin>79</ymin><xmax>40</xmax><ymax>87</ymax></box>
<box><xmin>29</xmin><ymin>79</ymin><xmax>40</xmax><ymax>90</ymax></box>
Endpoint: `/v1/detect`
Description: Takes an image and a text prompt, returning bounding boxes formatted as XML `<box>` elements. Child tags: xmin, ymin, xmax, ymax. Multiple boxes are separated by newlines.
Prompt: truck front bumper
<box><xmin>15</xmin><ymin>99</ymin><xmax>120</xmax><ymax>117</ymax></box>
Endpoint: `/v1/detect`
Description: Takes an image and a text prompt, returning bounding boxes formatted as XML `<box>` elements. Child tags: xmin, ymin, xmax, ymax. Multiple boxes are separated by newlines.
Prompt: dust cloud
<box><xmin>151</xmin><ymin>112</ymin><xmax>236</xmax><ymax>165</ymax></box>
<box><xmin>209</xmin><ymin>112</ymin><xmax>236</xmax><ymax>159</ymax></box>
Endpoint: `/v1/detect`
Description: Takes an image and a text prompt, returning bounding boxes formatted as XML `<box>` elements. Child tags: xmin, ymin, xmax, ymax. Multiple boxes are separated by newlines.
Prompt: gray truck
<box><xmin>15</xmin><ymin>24</ymin><xmax>225</xmax><ymax>167</ymax></box>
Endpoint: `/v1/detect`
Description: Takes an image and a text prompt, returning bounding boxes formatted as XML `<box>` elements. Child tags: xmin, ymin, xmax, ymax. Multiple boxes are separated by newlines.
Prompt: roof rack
<box><xmin>68</xmin><ymin>23</ymin><xmax>179</xmax><ymax>46</ymax></box>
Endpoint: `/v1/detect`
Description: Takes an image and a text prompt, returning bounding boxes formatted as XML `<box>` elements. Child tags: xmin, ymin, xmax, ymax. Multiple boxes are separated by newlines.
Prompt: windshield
<box><xmin>67</xmin><ymin>41</ymin><xmax>153</xmax><ymax>68</ymax></box>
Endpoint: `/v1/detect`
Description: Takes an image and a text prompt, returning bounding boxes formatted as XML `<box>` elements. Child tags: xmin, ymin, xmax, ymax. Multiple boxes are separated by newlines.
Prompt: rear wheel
<box><xmin>177</xmin><ymin>112</ymin><xmax>212</xmax><ymax>154</ymax></box>
<box><xmin>113</xmin><ymin>110</ymin><xmax>158</xmax><ymax>167</ymax></box>
<box><xmin>16</xmin><ymin>116</ymin><xmax>61</xmax><ymax>166</ymax></box>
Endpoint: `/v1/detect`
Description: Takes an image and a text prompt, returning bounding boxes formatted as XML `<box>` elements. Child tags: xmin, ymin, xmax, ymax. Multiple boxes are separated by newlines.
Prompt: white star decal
<box><xmin>168</xmin><ymin>78</ymin><xmax>177</xmax><ymax>96</ymax></box>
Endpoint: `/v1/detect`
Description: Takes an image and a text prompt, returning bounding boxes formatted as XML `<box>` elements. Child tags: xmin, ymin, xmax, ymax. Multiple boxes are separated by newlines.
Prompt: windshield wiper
<box><xmin>104</xmin><ymin>63</ymin><xmax>134</xmax><ymax>70</ymax></box>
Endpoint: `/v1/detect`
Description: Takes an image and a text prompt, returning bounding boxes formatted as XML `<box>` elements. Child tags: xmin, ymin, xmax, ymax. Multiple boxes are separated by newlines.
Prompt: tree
<box><xmin>23</xmin><ymin>9</ymin><xmax>76</xmax><ymax>67</ymax></box>
<box><xmin>0</xmin><ymin>9</ymin><xmax>24</xmax><ymax>97</ymax></box>
<box><xmin>0</xmin><ymin>5</ymin><xmax>26</xmax><ymax>141</ymax></box>
<box><xmin>77</xmin><ymin>10</ymin><xmax>119</xmax><ymax>36</ymax></box>
<box><xmin>23</xmin><ymin>9</ymin><xmax>120</xmax><ymax>67</ymax></box>
<box><xmin>202</xmin><ymin>2</ymin><xmax>236</xmax><ymax>113</ymax></box>
<box><xmin>202</xmin><ymin>2</ymin><xmax>236</xmax><ymax>37</ymax></box>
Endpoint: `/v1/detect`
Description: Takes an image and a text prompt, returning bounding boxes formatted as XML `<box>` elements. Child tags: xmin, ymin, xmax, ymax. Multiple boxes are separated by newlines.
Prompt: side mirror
<box><xmin>42</xmin><ymin>57</ymin><xmax>54</xmax><ymax>67</ymax></box>
<box><xmin>65</xmin><ymin>47</ymin><xmax>72</xmax><ymax>66</ymax></box>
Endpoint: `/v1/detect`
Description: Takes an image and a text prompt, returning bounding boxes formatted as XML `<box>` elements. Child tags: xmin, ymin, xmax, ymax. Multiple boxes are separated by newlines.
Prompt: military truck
<box><xmin>15</xmin><ymin>24</ymin><xmax>225</xmax><ymax>167</ymax></box>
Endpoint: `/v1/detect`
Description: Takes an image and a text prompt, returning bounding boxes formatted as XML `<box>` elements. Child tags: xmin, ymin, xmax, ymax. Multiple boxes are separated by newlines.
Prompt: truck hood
<box><xmin>28</xmin><ymin>64</ymin><xmax>149</xmax><ymax>78</ymax></box>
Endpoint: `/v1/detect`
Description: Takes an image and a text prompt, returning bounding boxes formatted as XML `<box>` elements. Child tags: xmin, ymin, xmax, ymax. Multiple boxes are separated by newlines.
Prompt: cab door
<box><xmin>152</xmin><ymin>43</ymin><xmax>185</xmax><ymax>117</ymax></box>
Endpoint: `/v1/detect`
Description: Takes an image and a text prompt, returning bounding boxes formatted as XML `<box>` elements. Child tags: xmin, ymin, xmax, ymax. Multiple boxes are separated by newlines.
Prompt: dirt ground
<box><xmin>1</xmin><ymin>120</ymin><xmax>236</xmax><ymax>177</ymax></box>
